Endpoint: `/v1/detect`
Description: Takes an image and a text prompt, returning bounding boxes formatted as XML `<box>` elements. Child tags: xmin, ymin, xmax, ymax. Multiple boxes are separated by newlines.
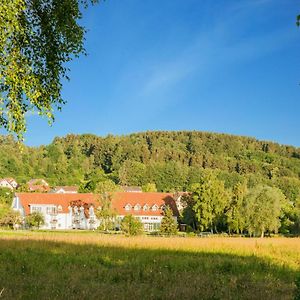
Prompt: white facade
<box><xmin>52</xmin><ymin>186</ymin><xmax>78</xmax><ymax>194</ymax></box>
<box><xmin>12</xmin><ymin>192</ymin><xmax>179</xmax><ymax>231</ymax></box>
<box><xmin>0</xmin><ymin>178</ymin><xmax>17</xmax><ymax>190</ymax></box>
<box><xmin>12</xmin><ymin>196</ymin><xmax>98</xmax><ymax>230</ymax></box>
<box><xmin>54</xmin><ymin>188</ymin><xmax>77</xmax><ymax>194</ymax></box>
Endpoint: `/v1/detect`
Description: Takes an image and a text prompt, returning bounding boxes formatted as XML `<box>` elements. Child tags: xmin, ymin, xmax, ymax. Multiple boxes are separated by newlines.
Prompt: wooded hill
<box><xmin>1</xmin><ymin>131</ymin><xmax>300</xmax><ymax>203</ymax></box>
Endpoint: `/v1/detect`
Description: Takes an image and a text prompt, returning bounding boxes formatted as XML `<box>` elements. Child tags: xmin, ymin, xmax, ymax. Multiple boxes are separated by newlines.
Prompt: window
<box><xmin>143</xmin><ymin>204</ymin><xmax>149</xmax><ymax>211</ymax></box>
<box><xmin>31</xmin><ymin>206</ymin><xmax>42</xmax><ymax>213</ymax></box>
<box><xmin>46</xmin><ymin>206</ymin><xmax>57</xmax><ymax>214</ymax></box>
<box><xmin>57</xmin><ymin>205</ymin><xmax>63</xmax><ymax>212</ymax></box>
<box><xmin>125</xmin><ymin>204</ymin><xmax>132</xmax><ymax>211</ymax></box>
<box><xmin>144</xmin><ymin>223</ymin><xmax>154</xmax><ymax>231</ymax></box>
<box><xmin>151</xmin><ymin>204</ymin><xmax>159</xmax><ymax>211</ymax></box>
<box><xmin>134</xmin><ymin>204</ymin><xmax>141</xmax><ymax>211</ymax></box>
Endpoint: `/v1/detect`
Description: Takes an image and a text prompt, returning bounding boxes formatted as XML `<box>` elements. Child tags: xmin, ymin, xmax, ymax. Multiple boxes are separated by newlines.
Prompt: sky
<box><xmin>11</xmin><ymin>0</ymin><xmax>300</xmax><ymax>146</ymax></box>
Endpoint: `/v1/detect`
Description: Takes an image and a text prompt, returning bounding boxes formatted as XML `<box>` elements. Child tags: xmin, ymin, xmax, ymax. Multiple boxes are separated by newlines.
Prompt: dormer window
<box><xmin>125</xmin><ymin>204</ymin><xmax>132</xmax><ymax>211</ymax></box>
<box><xmin>151</xmin><ymin>204</ymin><xmax>159</xmax><ymax>211</ymax></box>
<box><xmin>134</xmin><ymin>204</ymin><xmax>141</xmax><ymax>211</ymax></box>
<box><xmin>143</xmin><ymin>204</ymin><xmax>149</xmax><ymax>211</ymax></box>
<box><xmin>31</xmin><ymin>206</ymin><xmax>42</xmax><ymax>213</ymax></box>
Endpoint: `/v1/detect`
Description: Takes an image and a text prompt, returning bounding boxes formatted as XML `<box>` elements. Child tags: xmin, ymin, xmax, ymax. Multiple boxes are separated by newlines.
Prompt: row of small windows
<box><xmin>124</xmin><ymin>204</ymin><xmax>164</xmax><ymax>212</ymax></box>
<box><xmin>31</xmin><ymin>205</ymin><xmax>62</xmax><ymax>214</ymax></box>
<box><xmin>139</xmin><ymin>216</ymin><xmax>159</xmax><ymax>220</ymax></box>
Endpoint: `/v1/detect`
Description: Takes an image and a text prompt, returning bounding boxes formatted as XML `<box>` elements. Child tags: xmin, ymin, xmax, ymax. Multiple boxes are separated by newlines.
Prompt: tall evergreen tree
<box><xmin>160</xmin><ymin>206</ymin><xmax>178</xmax><ymax>235</ymax></box>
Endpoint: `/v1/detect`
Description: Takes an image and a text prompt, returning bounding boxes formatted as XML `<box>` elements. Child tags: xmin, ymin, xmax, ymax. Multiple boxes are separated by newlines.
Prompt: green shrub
<box><xmin>121</xmin><ymin>215</ymin><xmax>143</xmax><ymax>236</ymax></box>
<box><xmin>25</xmin><ymin>212</ymin><xmax>45</xmax><ymax>229</ymax></box>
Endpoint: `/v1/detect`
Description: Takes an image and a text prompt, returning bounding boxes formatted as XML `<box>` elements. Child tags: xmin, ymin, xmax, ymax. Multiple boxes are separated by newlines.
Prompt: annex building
<box><xmin>12</xmin><ymin>192</ymin><xmax>179</xmax><ymax>231</ymax></box>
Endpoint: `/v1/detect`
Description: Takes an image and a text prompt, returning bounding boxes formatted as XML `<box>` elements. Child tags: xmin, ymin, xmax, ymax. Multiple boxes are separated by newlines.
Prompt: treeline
<box><xmin>181</xmin><ymin>171</ymin><xmax>300</xmax><ymax>236</ymax></box>
<box><xmin>1</xmin><ymin>131</ymin><xmax>300</xmax><ymax>187</ymax></box>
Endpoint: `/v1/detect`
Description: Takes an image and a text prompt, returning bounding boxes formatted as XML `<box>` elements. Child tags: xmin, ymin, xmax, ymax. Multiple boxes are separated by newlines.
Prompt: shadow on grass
<box><xmin>0</xmin><ymin>239</ymin><xmax>297</xmax><ymax>300</ymax></box>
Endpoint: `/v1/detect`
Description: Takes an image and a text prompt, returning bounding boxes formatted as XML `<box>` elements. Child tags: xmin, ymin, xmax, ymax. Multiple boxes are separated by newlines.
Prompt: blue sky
<box><xmin>15</xmin><ymin>0</ymin><xmax>300</xmax><ymax>146</ymax></box>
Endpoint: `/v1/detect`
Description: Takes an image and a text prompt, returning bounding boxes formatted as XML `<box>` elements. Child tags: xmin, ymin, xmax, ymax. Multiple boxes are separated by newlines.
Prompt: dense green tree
<box><xmin>94</xmin><ymin>180</ymin><xmax>120</xmax><ymax>195</ymax></box>
<box><xmin>95</xmin><ymin>194</ymin><xmax>117</xmax><ymax>231</ymax></box>
<box><xmin>149</xmin><ymin>161</ymin><xmax>189</xmax><ymax>192</ymax></box>
<box><xmin>226</xmin><ymin>182</ymin><xmax>247</xmax><ymax>234</ymax></box>
<box><xmin>292</xmin><ymin>197</ymin><xmax>300</xmax><ymax>234</ymax></box>
<box><xmin>79</xmin><ymin>169</ymin><xmax>109</xmax><ymax>192</ymax></box>
<box><xmin>119</xmin><ymin>160</ymin><xmax>146</xmax><ymax>186</ymax></box>
<box><xmin>0</xmin><ymin>0</ymin><xmax>100</xmax><ymax>140</ymax></box>
<box><xmin>141</xmin><ymin>183</ymin><xmax>157</xmax><ymax>192</ymax></box>
<box><xmin>0</xmin><ymin>203</ymin><xmax>10</xmax><ymax>221</ymax></box>
<box><xmin>25</xmin><ymin>212</ymin><xmax>45</xmax><ymax>229</ymax></box>
<box><xmin>159</xmin><ymin>206</ymin><xmax>178</xmax><ymax>235</ymax></box>
<box><xmin>0</xmin><ymin>209</ymin><xmax>22</xmax><ymax>229</ymax></box>
<box><xmin>0</xmin><ymin>188</ymin><xmax>13</xmax><ymax>206</ymax></box>
<box><xmin>191</xmin><ymin>171</ymin><xmax>230</xmax><ymax>232</ymax></box>
<box><xmin>243</xmin><ymin>186</ymin><xmax>287</xmax><ymax>237</ymax></box>
<box><xmin>121</xmin><ymin>215</ymin><xmax>143</xmax><ymax>236</ymax></box>
<box><xmin>16</xmin><ymin>183</ymin><xmax>30</xmax><ymax>192</ymax></box>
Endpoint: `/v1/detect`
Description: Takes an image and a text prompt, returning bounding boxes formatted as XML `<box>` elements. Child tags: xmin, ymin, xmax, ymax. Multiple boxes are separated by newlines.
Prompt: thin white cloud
<box><xmin>136</xmin><ymin>0</ymin><xmax>296</xmax><ymax>98</ymax></box>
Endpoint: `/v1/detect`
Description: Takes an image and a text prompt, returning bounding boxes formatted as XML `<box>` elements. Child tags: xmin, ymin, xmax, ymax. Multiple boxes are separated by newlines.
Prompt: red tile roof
<box><xmin>16</xmin><ymin>192</ymin><xmax>179</xmax><ymax>217</ymax></box>
<box><xmin>28</xmin><ymin>179</ymin><xmax>49</xmax><ymax>186</ymax></box>
<box><xmin>4</xmin><ymin>178</ymin><xmax>17</xmax><ymax>184</ymax></box>
<box><xmin>29</xmin><ymin>185</ymin><xmax>50</xmax><ymax>192</ymax></box>
<box><xmin>27</xmin><ymin>179</ymin><xmax>50</xmax><ymax>192</ymax></box>
<box><xmin>111</xmin><ymin>192</ymin><xmax>179</xmax><ymax>217</ymax></box>
<box><xmin>16</xmin><ymin>193</ymin><xmax>97</xmax><ymax>215</ymax></box>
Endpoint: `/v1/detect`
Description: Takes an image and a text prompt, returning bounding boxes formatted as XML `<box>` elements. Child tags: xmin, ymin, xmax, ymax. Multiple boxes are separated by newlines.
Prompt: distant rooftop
<box><xmin>121</xmin><ymin>186</ymin><xmax>142</xmax><ymax>193</ymax></box>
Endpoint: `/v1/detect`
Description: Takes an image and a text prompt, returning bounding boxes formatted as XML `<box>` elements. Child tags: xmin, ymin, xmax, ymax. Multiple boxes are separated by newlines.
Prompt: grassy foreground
<box><xmin>0</xmin><ymin>231</ymin><xmax>299</xmax><ymax>300</ymax></box>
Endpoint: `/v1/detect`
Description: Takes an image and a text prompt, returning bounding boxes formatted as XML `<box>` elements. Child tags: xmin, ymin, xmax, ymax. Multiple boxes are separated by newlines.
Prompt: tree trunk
<box><xmin>261</xmin><ymin>230</ymin><xmax>264</xmax><ymax>238</ymax></box>
<box><xmin>214</xmin><ymin>225</ymin><xmax>218</xmax><ymax>234</ymax></box>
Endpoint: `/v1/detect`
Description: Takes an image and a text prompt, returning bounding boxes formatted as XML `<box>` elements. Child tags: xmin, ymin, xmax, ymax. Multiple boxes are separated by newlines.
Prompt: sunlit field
<box><xmin>0</xmin><ymin>231</ymin><xmax>299</xmax><ymax>299</ymax></box>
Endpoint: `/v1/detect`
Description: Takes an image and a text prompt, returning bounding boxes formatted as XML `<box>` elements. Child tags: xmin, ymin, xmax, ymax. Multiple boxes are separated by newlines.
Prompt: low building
<box><xmin>112</xmin><ymin>192</ymin><xmax>178</xmax><ymax>231</ymax></box>
<box><xmin>52</xmin><ymin>186</ymin><xmax>78</xmax><ymax>194</ymax></box>
<box><xmin>12</xmin><ymin>192</ymin><xmax>179</xmax><ymax>231</ymax></box>
<box><xmin>0</xmin><ymin>178</ymin><xmax>18</xmax><ymax>190</ymax></box>
<box><xmin>12</xmin><ymin>193</ymin><xmax>98</xmax><ymax>230</ymax></box>
<box><xmin>27</xmin><ymin>179</ymin><xmax>50</xmax><ymax>192</ymax></box>
<box><xmin>121</xmin><ymin>186</ymin><xmax>142</xmax><ymax>193</ymax></box>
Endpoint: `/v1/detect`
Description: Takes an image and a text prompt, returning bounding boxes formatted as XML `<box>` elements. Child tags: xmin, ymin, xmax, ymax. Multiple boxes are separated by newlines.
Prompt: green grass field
<box><xmin>0</xmin><ymin>231</ymin><xmax>299</xmax><ymax>299</ymax></box>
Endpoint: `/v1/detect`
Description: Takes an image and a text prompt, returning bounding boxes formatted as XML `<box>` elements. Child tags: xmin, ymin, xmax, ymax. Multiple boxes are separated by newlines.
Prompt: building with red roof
<box><xmin>12</xmin><ymin>192</ymin><xmax>179</xmax><ymax>231</ymax></box>
<box><xmin>51</xmin><ymin>186</ymin><xmax>78</xmax><ymax>194</ymax></box>
<box><xmin>27</xmin><ymin>179</ymin><xmax>50</xmax><ymax>192</ymax></box>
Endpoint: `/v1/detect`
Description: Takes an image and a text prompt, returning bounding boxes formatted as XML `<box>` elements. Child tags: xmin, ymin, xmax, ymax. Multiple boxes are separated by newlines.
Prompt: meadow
<box><xmin>0</xmin><ymin>231</ymin><xmax>299</xmax><ymax>300</ymax></box>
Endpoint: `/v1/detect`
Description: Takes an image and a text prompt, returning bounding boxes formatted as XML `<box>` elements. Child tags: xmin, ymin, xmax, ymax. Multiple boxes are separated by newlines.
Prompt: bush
<box><xmin>25</xmin><ymin>212</ymin><xmax>45</xmax><ymax>229</ymax></box>
<box><xmin>0</xmin><ymin>210</ymin><xmax>22</xmax><ymax>229</ymax></box>
<box><xmin>121</xmin><ymin>215</ymin><xmax>143</xmax><ymax>236</ymax></box>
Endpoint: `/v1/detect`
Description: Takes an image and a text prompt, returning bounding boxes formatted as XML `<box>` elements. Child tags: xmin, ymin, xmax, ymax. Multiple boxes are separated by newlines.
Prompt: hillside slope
<box><xmin>0</xmin><ymin>131</ymin><xmax>300</xmax><ymax>202</ymax></box>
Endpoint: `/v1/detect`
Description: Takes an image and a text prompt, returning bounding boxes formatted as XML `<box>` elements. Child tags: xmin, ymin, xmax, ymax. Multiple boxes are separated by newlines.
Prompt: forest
<box><xmin>0</xmin><ymin>131</ymin><xmax>299</xmax><ymax>235</ymax></box>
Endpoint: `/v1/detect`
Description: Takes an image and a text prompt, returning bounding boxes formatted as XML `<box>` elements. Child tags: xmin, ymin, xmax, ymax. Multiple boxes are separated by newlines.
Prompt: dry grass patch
<box><xmin>0</xmin><ymin>231</ymin><xmax>299</xmax><ymax>299</ymax></box>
